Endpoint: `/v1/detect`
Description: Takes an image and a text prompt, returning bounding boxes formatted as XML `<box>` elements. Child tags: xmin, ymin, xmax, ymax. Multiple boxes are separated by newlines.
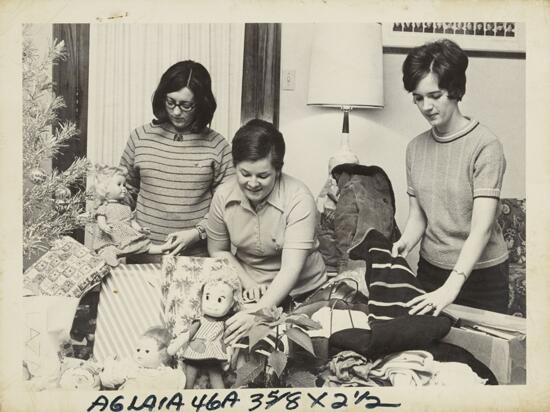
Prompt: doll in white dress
<box><xmin>91</xmin><ymin>165</ymin><xmax>169</xmax><ymax>266</ymax></box>
<box><xmin>100</xmin><ymin>326</ymin><xmax>186</xmax><ymax>391</ymax></box>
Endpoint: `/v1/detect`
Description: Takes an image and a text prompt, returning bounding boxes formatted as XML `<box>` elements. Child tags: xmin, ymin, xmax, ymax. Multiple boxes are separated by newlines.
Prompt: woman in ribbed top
<box><xmin>120</xmin><ymin>61</ymin><xmax>234</xmax><ymax>259</ymax></box>
<box><xmin>393</xmin><ymin>39</ymin><xmax>509</xmax><ymax>314</ymax></box>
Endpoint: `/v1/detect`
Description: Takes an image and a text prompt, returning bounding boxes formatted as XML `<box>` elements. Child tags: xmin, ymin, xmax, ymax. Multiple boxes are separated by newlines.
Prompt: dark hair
<box><xmin>232</xmin><ymin>119</ymin><xmax>285</xmax><ymax>171</ymax></box>
<box><xmin>402</xmin><ymin>39</ymin><xmax>468</xmax><ymax>101</ymax></box>
<box><xmin>152</xmin><ymin>60</ymin><xmax>217</xmax><ymax>132</ymax></box>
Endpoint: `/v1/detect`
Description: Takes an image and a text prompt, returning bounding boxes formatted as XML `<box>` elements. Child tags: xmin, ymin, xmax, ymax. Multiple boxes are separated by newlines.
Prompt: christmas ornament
<box><xmin>29</xmin><ymin>168</ymin><xmax>47</xmax><ymax>184</ymax></box>
<box><xmin>55</xmin><ymin>200</ymin><xmax>70</xmax><ymax>213</ymax></box>
<box><xmin>54</xmin><ymin>185</ymin><xmax>72</xmax><ymax>200</ymax></box>
<box><xmin>54</xmin><ymin>186</ymin><xmax>72</xmax><ymax>212</ymax></box>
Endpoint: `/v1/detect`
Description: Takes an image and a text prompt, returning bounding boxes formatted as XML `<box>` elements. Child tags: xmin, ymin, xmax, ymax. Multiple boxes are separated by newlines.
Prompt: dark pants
<box><xmin>417</xmin><ymin>257</ymin><xmax>509</xmax><ymax>314</ymax></box>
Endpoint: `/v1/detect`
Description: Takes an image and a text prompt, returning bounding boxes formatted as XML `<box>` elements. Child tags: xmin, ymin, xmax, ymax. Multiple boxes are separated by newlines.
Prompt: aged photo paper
<box><xmin>1</xmin><ymin>0</ymin><xmax>549</xmax><ymax>411</ymax></box>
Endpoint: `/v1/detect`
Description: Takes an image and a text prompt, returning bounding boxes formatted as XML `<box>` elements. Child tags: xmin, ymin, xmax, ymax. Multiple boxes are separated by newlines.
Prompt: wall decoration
<box><xmin>384</xmin><ymin>22</ymin><xmax>525</xmax><ymax>54</ymax></box>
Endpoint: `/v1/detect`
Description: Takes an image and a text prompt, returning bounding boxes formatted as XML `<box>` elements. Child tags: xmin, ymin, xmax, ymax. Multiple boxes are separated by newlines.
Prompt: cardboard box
<box><xmin>441</xmin><ymin>304</ymin><xmax>526</xmax><ymax>385</ymax></box>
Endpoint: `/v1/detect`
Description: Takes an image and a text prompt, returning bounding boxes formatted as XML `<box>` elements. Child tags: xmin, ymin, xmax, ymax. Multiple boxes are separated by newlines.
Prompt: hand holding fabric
<box><xmin>391</xmin><ymin>238</ymin><xmax>409</xmax><ymax>258</ymax></box>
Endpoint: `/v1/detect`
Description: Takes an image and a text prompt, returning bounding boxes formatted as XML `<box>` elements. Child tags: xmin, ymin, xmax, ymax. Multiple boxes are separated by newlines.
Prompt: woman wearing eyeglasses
<box><xmin>120</xmin><ymin>61</ymin><xmax>234</xmax><ymax>258</ymax></box>
<box><xmin>394</xmin><ymin>39</ymin><xmax>509</xmax><ymax>315</ymax></box>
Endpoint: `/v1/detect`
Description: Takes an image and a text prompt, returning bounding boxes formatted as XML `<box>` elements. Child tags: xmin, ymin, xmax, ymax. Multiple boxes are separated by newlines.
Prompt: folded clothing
<box><xmin>330</xmin><ymin>315</ymin><xmax>451</xmax><ymax>359</ymax></box>
<box><xmin>321</xmin><ymin>348</ymin><xmax>488</xmax><ymax>387</ymax></box>
<box><xmin>329</xmin><ymin>229</ymin><xmax>451</xmax><ymax>358</ymax></box>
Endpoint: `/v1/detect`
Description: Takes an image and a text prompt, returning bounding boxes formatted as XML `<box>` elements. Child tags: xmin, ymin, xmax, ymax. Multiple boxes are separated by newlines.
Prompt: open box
<box><xmin>442</xmin><ymin>303</ymin><xmax>526</xmax><ymax>385</ymax></box>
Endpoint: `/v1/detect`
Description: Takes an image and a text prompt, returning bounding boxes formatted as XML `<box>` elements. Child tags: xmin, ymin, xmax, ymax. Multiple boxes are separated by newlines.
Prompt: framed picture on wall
<box><xmin>383</xmin><ymin>22</ymin><xmax>525</xmax><ymax>53</ymax></box>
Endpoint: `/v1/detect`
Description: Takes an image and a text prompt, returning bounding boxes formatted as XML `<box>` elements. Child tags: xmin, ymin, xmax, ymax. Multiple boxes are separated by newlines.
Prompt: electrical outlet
<box><xmin>282</xmin><ymin>70</ymin><xmax>296</xmax><ymax>90</ymax></box>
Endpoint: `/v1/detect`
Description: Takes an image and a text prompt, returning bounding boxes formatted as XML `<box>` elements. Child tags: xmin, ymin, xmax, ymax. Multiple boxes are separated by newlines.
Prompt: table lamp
<box><xmin>307</xmin><ymin>23</ymin><xmax>384</xmax><ymax>171</ymax></box>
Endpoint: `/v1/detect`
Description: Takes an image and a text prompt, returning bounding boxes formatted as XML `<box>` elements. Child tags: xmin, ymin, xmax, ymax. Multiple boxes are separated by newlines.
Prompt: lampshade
<box><xmin>307</xmin><ymin>23</ymin><xmax>384</xmax><ymax>109</ymax></box>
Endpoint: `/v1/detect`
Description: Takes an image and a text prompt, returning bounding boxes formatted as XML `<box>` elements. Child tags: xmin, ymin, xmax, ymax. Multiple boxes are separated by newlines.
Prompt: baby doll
<box><xmin>167</xmin><ymin>273</ymin><xmax>242</xmax><ymax>389</ymax></box>
<box><xmin>100</xmin><ymin>326</ymin><xmax>186</xmax><ymax>391</ymax></box>
<box><xmin>91</xmin><ymin>165</ymin><xmax>168</xmax><ymax>266</ymax></box>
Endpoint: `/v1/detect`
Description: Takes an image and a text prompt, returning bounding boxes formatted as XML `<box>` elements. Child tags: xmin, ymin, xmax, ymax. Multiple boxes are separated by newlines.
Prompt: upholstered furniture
<box><xmin>497</xmin><ymin>198</ymin><xmax>526</xmax><ymax>317</ymax></box>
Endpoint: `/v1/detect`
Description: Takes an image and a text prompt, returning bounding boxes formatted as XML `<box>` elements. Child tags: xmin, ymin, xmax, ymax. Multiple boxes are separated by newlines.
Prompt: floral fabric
<box><xmin>497</xmin><ymin>198</ymin><xmax>526</xmax><ymax>317</ymax></box>
<box><xmin>497</xmin><ymin>199</ymin><xmax>526</xmax><ymax>265</ymax></box>
<box><xmin>160</xmin><ymin>256</ymin><xmax>240</xmax><ymax>354</ymax></box>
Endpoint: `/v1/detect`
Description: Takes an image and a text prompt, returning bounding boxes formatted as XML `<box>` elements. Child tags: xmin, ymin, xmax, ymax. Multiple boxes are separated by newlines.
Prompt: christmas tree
<box><xmin>22</xmin><ymin>27</ymin><xmax>89</xmax><ymax>264</ymax></box>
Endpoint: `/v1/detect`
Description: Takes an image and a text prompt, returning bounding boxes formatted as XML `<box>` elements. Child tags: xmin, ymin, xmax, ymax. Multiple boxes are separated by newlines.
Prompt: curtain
<box><xmin>241</xmin><ymin>23</ymin><xmax>281</xmax><ymax>128</ymax></box>
<box><xmin>52</xmin><ymin>24</ymin><xmax>90</xmax><ymax>171</ymax></box>
<box><xmin>52</xmin><ymin>24</ymin><xmax>90</xmax><ymax>245</ymax></box>
<box><xmin>87</xmin><ymin>24</ymin><xmax>244</xmax><ymax>165</ymax></box>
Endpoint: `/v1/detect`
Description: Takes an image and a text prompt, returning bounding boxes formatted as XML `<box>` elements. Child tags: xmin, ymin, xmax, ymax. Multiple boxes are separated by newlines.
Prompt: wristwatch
<box><xmin>195</xmin><ymin>224</ymin><xmax>207</xmax><ymax>240</ymax></box>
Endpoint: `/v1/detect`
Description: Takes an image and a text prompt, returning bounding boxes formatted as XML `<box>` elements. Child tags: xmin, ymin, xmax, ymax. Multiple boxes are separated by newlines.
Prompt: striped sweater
<box><xmin>120</xmin><ymin>122</ymin><xmax>234</xmax><ymax>249</ymax></box>
<box><xmin>348</xmin><ymin>228</ymin><xmax>428</xmax><ymax>324</ymax></box>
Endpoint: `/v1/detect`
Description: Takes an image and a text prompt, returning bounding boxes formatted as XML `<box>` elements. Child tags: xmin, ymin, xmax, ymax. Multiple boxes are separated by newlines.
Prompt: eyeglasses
<box><xmin>165</xmin><ymin>97</ymin><xmax>196</xmax><ymax>112</ymax></box>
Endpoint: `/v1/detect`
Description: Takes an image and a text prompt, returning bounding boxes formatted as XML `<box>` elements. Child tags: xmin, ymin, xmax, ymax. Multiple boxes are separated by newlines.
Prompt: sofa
<box><xmin>497</xmin><ymin>198</ymin><xmax>526</xmax><ymax>317</ymax></box>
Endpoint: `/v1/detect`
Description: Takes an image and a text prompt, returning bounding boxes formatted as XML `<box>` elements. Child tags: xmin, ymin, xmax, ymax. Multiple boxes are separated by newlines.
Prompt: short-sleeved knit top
<box><xmin>120</xmin><ymin>122</ymin><xmax>234</xmax><ymax>249</ymax></box>
<box><xmin>207</xmin><ymin>173</ymin><xmax>327</xmax><ymax>297</ymax></box>
<box><xmin>406</xmin><ymin>119</ymin><xmax>508</xmax><ymax>269</ymax></box>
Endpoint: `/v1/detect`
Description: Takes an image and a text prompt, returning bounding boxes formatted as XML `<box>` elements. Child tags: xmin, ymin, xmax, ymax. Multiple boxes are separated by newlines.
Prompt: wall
<box><xmin>279</xmin><ymin>23</ymin><xmax>526</xmax><ymax>266</ymax></box>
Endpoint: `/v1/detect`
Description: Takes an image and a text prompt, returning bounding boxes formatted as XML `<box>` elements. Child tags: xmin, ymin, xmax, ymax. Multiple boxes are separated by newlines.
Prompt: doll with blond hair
<box><xmin>167</xmin><ymin>271</ymin><xmax>242</xmax><ymax>389</ymax></box>
<box><xmin>91</xmin><ymin>165</ymin><xmax>168</xmax><ymax>266</ymax></box>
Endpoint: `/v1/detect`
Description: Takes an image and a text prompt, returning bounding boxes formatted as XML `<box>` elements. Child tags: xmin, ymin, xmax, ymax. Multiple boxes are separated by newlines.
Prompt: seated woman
<box><xmin>206</xmin><ymin>119</ymin><xmax>328</xmax><ymax>344</ymax></box>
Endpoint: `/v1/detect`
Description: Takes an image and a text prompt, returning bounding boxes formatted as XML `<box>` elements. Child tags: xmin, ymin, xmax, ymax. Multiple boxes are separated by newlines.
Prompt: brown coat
<box><xmin>332</xmin><ymin>164</ymin><xmax>401</xmax><ymax>272</ymax></box>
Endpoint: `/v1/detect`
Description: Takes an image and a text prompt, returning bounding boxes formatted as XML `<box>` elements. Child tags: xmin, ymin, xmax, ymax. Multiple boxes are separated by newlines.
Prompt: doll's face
<box><xmin>104</xmin><ymin>174</ymin><xmax>127</xmax><ymax>201</ymax></box>
<box><xmin>134</xmin><ymin>336</ymin><xmax>163</xmax><ymax>369</ymax></box>
<box><xmin>201</xmin><ymin>282</ymin><xmax>235</xmax><ymax>318</ymax></box>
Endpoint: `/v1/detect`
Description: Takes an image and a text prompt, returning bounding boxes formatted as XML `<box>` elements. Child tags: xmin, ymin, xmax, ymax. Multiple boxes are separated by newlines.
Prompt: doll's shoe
<box><xmin>99</xmin><ymin>248</ymin><xmax>120</xmax><ymax>267</ymax></box>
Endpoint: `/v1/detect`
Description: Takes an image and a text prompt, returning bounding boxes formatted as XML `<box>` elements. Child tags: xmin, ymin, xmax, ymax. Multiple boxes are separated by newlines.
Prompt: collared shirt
<box><xmin>207</xmin><ymin>173</ymin><xmax>327</xmax><ymax>296</ymax></box>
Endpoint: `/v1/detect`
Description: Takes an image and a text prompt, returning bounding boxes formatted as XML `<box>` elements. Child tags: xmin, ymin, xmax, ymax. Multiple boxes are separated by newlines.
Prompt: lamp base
<box><xmin>328</xmin><ymin>132</ymin><xmax>359</xmax><ymax>173</ymax></box>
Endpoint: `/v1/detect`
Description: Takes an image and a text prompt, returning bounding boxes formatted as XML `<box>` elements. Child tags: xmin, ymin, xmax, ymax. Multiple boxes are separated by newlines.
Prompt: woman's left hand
<box><xmin>165</xmin><ymin>229</ymin><xmax>200</xmax><ymax>255</ymax></box>
<box><xmin>406</xmin><ymin>282</ymin><xmax>460</xmax><ymax>316</ymax></box>
<box><xmin>224</xmin><ymin>310</ymin><xmax>258</xmax><ymax>346</ymax></box>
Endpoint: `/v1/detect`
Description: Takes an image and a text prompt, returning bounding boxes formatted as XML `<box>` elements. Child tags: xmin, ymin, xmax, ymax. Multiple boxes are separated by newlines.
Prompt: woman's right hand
<box><xmin>165</xmin><ymin>229</ymin><xmax>200</xmax><ymax>255</ymax></box>
<box><xmin>391</xmin><ymin>238</ymin><xmax>409</xmax><ymax>257</ymax></box>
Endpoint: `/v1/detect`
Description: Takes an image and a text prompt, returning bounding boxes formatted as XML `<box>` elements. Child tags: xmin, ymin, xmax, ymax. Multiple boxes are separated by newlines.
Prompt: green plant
<box><xmin>232</xmin><ymin>306</ymin><xmax>321</xmax><ymax>388</ymax></box>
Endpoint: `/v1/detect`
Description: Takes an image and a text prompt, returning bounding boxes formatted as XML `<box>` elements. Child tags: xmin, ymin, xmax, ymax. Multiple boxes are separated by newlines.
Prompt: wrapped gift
<box><xmin>93</xmin><ymin>263</ymin><xmax>164</xmax><ymax>362</ymax></box>
<box><xmin>24</xmin><ymin>236</ymin><xmax>110</xmax><ymax>299</ymax></box>
<box><xmin>24</xmin><ymin>295</ymin><xmax>80</xmax><ymax>382</ymax></box>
